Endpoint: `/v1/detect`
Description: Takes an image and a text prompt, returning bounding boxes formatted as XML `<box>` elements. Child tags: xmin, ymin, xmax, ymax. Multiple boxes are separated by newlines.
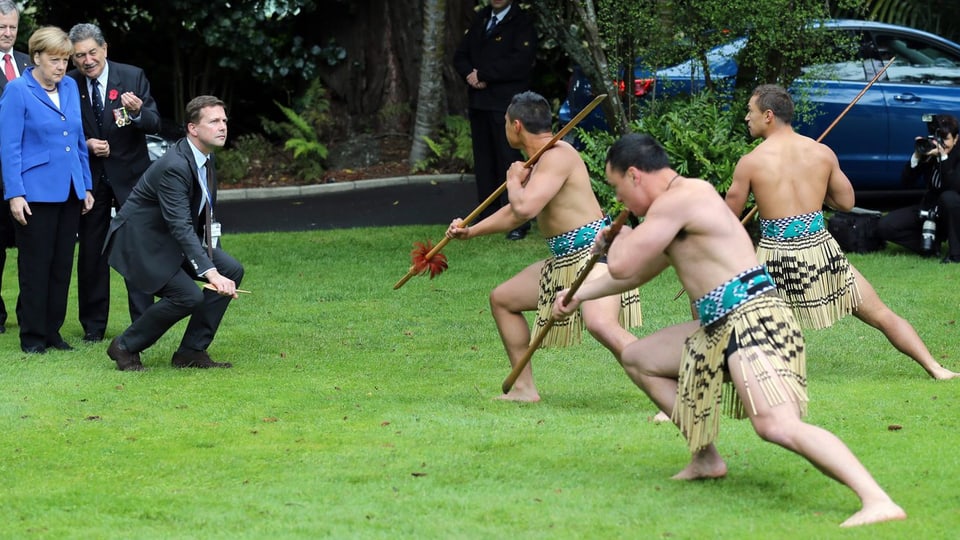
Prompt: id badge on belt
<box><xmin>210</xmin><ymin>220</ymin><xmax>222</xmax><ymax>249</ymax></box>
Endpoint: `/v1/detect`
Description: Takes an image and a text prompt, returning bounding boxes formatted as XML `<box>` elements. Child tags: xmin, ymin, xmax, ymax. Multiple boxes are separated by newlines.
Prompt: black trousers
<box><xmin>77</xmin><ymin>177</ymin><xmax>154</xmax><ymax>336</ymax></box>
<box><xmin>118</xmin><ymin>246</ymin><xmax>244</xmax><ymax>355</ymax></box>
<box><xmin>0</xmin><ymin>203</ymin><xmax>15</xmax><ymax>327</ymax></box>
<box><xmin>14</xmin><ymin>199</ymin><xmax>82</xmax><ymax>350</ymax></box>
<box><xmin>468</xmin><ymin>108</ymin><xmax>525</xmax><ymax>223</ymax></box>
<box><xmin>877</xmin><ymin>191</ymin><xmax>960</xmax><ymax>257</ymax></box>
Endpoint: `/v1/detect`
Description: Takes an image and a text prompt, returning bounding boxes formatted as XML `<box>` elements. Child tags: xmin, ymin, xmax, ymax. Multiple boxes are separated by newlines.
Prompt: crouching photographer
<box><xmin>877</xmin><ymin>113</ymin><xmax>960</xmax><ymax>263</ymax></box>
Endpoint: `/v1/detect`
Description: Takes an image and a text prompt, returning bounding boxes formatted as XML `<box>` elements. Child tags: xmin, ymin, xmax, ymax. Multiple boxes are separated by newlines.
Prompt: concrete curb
<box><xmin>217</xmin><ymin>173</ymin><xmax>475</xmax><ymax>202</ymax></box>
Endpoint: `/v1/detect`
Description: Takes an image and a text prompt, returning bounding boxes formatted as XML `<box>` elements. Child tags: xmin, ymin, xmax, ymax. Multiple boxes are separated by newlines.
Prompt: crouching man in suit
<box><xmin>104</xmin><ymin>95</ymin><xmax>243</xmax><ymax>371</ymax></box>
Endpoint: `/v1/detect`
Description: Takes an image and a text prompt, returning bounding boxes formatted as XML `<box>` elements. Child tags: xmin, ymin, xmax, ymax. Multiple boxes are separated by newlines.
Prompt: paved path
<box><xmin>216</xmin><ymin>174</ymin><xmax>479</xmax><ymax>233</ymax></box>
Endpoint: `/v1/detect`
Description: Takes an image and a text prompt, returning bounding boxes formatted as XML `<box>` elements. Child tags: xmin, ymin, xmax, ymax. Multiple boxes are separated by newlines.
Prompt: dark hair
<box><xmin>186</xmin><ymin>95</ymin><xmax>226</xmax><ymax>125</ymax></box>
<box><xmin>506</xmin><ymin>91</ymin><xmax>552</xmax><ymax>134</ymax></box>
<box><xmin>606</xmin><ymin>133</ymin><xmax>671</xmax><ymax>174</ymax></box>
<box><xmin>751</xmin><ymin>84</ymin><xmax>794</xmax><ymax>124</ymax></box>
<box><xmin>933</xmin><ymin>114</ymin><xmax>959</xmax><ymax>138</ymax></box>
<box><xmin>67</xmin><ymin>23</ymin><xmax>106</xmax><ymax>46</ymax></box>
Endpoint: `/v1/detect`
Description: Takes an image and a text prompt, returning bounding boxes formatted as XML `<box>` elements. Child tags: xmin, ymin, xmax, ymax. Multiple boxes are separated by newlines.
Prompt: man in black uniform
<box><xmin>453</xmin><ymin>0</ymin><xmax>536</xmax><ymax>240</ymax></box>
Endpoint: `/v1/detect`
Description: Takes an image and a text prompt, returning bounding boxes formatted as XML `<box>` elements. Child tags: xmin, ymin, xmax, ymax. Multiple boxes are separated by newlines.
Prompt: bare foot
<box><xmin>495</xmin><ymin>388</ymin><xmax>541</xmax><ymax>402</ymax></box>
<box><xmin>840</xmin><ymin>500</ymin><xmax>906</xmax><ymax>527</ymax></box>
<box><xmin>929</xmin><ymin>365</ymin><xmax>960</xmax><ymax>380</ymax></box>
<box><xmin>651</xmin><ymin>411</ymin><xmax>671</xmax><ymax>423</ymax></box>
<box><xmin>671</xmin><ymin>446</ymin><xmax>727</xmax><ymax>480</ymax></box>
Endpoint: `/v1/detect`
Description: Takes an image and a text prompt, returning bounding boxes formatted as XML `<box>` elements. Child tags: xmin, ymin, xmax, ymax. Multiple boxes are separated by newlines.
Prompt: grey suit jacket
<box><xmin>105</xmin><ymin>138</ymin><xmax>217</xmax><ymax>294</ymax></box>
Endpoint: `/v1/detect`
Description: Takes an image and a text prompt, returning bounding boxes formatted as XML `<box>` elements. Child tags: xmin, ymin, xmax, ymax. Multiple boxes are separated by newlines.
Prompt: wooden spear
<box><xmin>392</xmin><ymin>93</ymin><xmax>609</xmax><ymax>290</ymax></box>
<box><xmin>502</xmin><ymin>209</ymin><xmax>632</xmax><ymax>394</ymax></box>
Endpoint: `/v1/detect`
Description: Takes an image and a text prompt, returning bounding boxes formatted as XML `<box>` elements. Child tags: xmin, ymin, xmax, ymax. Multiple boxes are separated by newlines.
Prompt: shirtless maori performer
<box><xmin>554</xmin><ymin>132</ymin><xmax>906</xmax><ymax>527</ymax></box>
<box><xmin>726</xmin><ymin>84</ymin><xmax>958</xmax><ymax>380</ymax></box>
<box><xmin>446</xmin><ymin>91</ymin><xmax>642</xmax><ymax>402</ymax></box>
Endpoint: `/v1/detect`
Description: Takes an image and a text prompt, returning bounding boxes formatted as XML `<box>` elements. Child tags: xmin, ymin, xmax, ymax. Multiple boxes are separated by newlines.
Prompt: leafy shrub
<box><xmin>412</xmin><ymin>115</ymin><xmax>473</xmax><ymax>173</ymax></box>
<box><xmin>261</xmin><ymin>79</ymin><xmax>332</xmax><ymax>182</ymax></box>
<box><xmin>577</xmin><ymin>91</ymin><xmax>758</xmax><ymax>213</ymax></box>
<box><xmin>216</xmin><ymin>133</ymin><xmax>277</xmax><ymax>185</ymax></box>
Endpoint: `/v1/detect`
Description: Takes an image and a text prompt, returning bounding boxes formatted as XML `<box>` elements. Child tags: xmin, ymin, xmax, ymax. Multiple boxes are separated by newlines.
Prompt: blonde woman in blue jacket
<box><xmin>0</xmin><ymin>26</ymin><xmax>93</xmax><ymax>354</ymax></box>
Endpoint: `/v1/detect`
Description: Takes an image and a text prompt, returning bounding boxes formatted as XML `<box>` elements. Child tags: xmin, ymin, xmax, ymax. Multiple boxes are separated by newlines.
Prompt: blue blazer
<box><xmin>0</xmin><ymin>66</ymin><xmax>92</xmax><ymax>202</ymax></box>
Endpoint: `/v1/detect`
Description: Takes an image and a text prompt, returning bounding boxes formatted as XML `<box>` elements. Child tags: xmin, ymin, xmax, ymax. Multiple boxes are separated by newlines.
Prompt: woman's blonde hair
<box><xmin>29</xmin><ymin>26</ymin><xmax>72</xmax><ymax>59</ymax></box>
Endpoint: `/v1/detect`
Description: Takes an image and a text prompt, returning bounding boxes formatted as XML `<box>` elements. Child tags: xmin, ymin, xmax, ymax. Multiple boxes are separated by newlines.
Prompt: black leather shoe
<box><xmin>107</xmin><ymin>338</ymin><xmax>145</xmax><ymax>371</ymax></box>
<box><xmin>171</xmin><ymin>350</ymin><xmax>232</xmax><ymax>369</ymax></box>
<box><xmin>22</xmin><ymin>345</ymin><xmax>46</xmax><ymax>354</ymax></box>
<box><xmin>0</xmin><ymin>324</ymin><xmax>6</xmax><ymax>334</ymax></box>
<box><xmin>505</xmin><ymin>227</ymin><xmax>528</xmax><ymax>241</ymax></box>
<box><xmin>48</xmin><ymin>340</ymin><xmax>74</xmax><ymax>351</ymax></box>
<box><xmin>83</xmin><ymin>331</ymin><xmax>104</xmax><ymax>343</ymax></box>
<box><xmin>941</xmin><ymin>256</ymin><xmax>960</xmax><ymax>264</ymax></box>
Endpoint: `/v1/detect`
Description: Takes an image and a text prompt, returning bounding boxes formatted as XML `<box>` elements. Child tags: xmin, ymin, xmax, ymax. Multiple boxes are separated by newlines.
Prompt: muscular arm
<box><xmin>726</xmin><ymin>158</ymin><xmax>752</xmax><ymax>217</ymax></box>
<box><xmin>823</xmin><ymin>148</ymin><xmax>855</xmax><ymax>211</ymax></box>
<box><xmin>505</xmin><ymin>155</ymin><xmax>565</xmax><ymax>222</ymax></box>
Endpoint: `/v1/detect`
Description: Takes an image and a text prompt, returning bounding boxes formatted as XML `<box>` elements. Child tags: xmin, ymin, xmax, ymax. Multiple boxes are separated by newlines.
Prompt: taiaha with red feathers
<box><xmin>392</xmin><ymin>94</ymin><xmax>609</xmax><ymax>290</ymax></box>
<box><xmin>410</xmin><ymin>240</ymin><xmax>448</xmax><ymax>279</ymax></box>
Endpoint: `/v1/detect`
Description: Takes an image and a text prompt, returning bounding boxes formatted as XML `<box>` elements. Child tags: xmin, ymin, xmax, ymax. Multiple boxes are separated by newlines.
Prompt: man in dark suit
<box><xmin>104</xmin><ymin>95</ymin><xmax>243</xmax><ymax>371</ymax></box>
<box><xmin>453</xmin><ymin>0</ymin><xmax>536</xmax><ymax>240</ymax></box>
<box><xmin>68</xmin><ymin>23</ymin><xmax>161</xmax><ymax>342</ymax></box>
<box><xmin>0</xmin><ymin>0</ymin><xmax>29</xmax><ymax>334</ymax></box>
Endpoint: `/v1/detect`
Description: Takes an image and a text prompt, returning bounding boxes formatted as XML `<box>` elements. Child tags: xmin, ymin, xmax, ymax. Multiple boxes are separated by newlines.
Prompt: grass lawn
<box><xmin>0</xmin><ymin>224</ymin><xmax>957</xmax><ymax>539</ymax></box>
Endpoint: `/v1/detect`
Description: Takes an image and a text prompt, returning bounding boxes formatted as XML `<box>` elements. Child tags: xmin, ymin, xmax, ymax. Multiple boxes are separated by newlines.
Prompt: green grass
<box><xmin>0</xmin><ymin>225</ymin><xmax>958</xmax><ymax>539</ymax></box>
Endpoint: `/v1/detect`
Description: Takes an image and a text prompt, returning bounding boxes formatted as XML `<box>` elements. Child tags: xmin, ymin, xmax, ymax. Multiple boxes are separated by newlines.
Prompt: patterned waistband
<box><xmin>694</xmin><ymin>266</ymin><xmax>777</xmax><ymax>326</ymax></box>
<box><xmin>545</xmin><ymin>216</ymin><xmax>611</xmax><ymax>257</ymax></box>
<box><xmin>759</xmin><ymin>211</ymin><xmax>825</xmax><ymax>240</ymax></box>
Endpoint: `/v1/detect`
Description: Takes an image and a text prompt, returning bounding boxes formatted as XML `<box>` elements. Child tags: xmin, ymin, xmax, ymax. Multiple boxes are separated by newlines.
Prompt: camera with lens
<box><xmin>918</xmin><ymin>206</ymin><xmax>939</xmax><ymax>253</ymax></box>
<box><xmin>916</xmin><ymin>113</ymin><xmax>944</xmax><ymax>154</ymax></box>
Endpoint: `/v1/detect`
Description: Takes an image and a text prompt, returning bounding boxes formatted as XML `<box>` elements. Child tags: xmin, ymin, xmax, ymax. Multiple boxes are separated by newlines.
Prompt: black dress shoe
<box><xmin>505</xmin><ymin>227</ymin><xmax>528</xmax><ymax>241</ymax></box>
<box><xmin>21</xmin><ymin>345</ymin><xmax>46</xmax><ymax>354</ymax></box>
<box><xmin>83</xmin><ymin>331</ymin><xmax>104</xmax><ymax>343</ymax></box>
<box><xmin>171</xmin><ymin>350</ymin><xmax>232</xmax><ymax>369</ymax></box>
<box><xmin>0</xmin><ymin>324</ymin><xmax>5</xmax><ymax>334</ymax></box>
<box><xmin>107</xmin><ymin>337</ymin><xmax>145</xmax><ymax>371</ymax></box>
<box><xmin>941</xmin><ymin>256</ymin><xmax>960</xmax><ymax>264</ymax></box>
<box><xmin>48</xmin><ymin>340</ymin><xmax>74</xmax><ymax>351</ymax></box>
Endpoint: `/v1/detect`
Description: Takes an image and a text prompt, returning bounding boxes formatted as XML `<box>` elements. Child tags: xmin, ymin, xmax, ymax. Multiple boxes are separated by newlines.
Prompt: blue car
<box><xmin>559</xmin><ymin>20</ymin><xmax>960</xmax><ymax>193</ymax></box>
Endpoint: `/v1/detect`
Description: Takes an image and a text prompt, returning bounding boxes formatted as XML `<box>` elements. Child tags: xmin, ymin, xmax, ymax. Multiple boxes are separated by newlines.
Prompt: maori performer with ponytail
<box><xmin>727</xmin><ymin>84</ymin><xmax>958</xmax><ymax>380</ymax></box>
<box><xmin>446</xmin><ymin>91</ymin><xmax>641</xmax><ymax>402</ymax></box>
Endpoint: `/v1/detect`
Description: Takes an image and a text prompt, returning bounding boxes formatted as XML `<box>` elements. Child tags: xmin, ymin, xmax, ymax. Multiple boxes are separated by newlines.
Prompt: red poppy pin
<box><xmin>108</xmin><ymin>89</ymin><xmax>119</xmax><ymax>101</ymax></box>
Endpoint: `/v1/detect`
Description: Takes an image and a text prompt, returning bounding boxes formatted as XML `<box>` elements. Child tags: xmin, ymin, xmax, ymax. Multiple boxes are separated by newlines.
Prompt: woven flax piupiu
<box><xmin>756</xmin><ymin>211</ymin><xmax>862</xmax><ymax>329</ymax></box>
<box><xmin>533</xmin><ymin>217</ymin><xmax>642</xmax><ymax>348</ymax></box>
<box><xmin>675</xmin><ymin>280</ymin><xmax>808</xmax><ymax>453</ymax></box>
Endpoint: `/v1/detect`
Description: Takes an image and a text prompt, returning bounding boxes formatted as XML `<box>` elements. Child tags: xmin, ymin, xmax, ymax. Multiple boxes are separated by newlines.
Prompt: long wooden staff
<box><xmin>392</xmin><ymin>94</ymin><xmax>609</xmax><ymax>290</ymax></box>
<box><xmin>673</xmin><ymin>56</ymin><xmax>897</xmax><ymax>301</ymax></box>
<box><xmin>502</xmin><ymin>209</ymin><xmax>631</xmax><ymax>394</ymax></box>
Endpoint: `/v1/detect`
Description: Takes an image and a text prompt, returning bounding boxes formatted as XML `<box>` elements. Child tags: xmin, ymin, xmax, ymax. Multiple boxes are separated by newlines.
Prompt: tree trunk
<box><xmin>408</xmin><ymin>0</ymin><xmax>447</xmax><ymax>168</ymax></box>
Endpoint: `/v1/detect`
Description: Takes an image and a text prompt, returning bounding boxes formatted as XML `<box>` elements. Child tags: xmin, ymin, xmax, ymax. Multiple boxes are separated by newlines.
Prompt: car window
<box><xmin>873</xmin><ymin>32</ymin><xmax>960</xmax><ymax>86</ymax></box>
<box><xmin>800</xmin><ymin>30</ymin><xmax>869</xmax><ymax>82</ymax></box>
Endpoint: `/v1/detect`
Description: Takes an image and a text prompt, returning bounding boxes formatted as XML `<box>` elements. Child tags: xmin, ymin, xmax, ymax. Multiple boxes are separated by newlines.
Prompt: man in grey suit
<box><xmin>68</xmin><ymin>22</ymin><xmax>161</xmax><ymax>342</ymax></box>
<box><xmin>0</xmin><ymin>0</ymin><xmax>29</xmax><ymax>334</ymax></box>
<box><xmin>104</xmin><ymin>95</ymin><xmax>243</xmax><ymax>371</ymax></box>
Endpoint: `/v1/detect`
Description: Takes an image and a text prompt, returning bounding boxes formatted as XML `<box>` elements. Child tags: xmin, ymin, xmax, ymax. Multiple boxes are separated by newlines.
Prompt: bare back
<box><xmin>728</xmin><ymin>129</ymin><xmax>855</xmax><ymax>219</ymax></box>
<box><xmin>515</xmin><ymin>140</ymin><xmax>604</xmax><ymax>237</ymax></box>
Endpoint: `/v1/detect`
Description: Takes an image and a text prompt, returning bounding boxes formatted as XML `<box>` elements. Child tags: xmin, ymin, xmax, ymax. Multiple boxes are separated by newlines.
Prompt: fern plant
<box><xmin>412</xmin><ymin>115</ymin><xmax>473</xmax><ymax>173</ymax></box>
<box><xmin>273</xmin><ymin>100</ymin><xmax>329</xmax><ymax>181</ymax></box>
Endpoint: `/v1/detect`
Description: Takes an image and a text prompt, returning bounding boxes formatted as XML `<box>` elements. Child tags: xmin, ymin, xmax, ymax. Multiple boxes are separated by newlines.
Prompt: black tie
<box><xmin>204</xmin><ymin>158</ymin><xmax>215</xmax><ymax>258</ymax></box>
<box><xmin>90</xmin><ymin>79</ymin><xmax>103</xmax><ymax>128</ymax></box>
<box><xmin>485</xmin><ymin>14</ymin><xmax>498</xmax><ymax>36</ymax></box>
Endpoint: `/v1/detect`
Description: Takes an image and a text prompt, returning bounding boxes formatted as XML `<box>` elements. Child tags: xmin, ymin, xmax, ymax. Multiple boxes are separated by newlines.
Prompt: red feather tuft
<box><xmin>410</xmin><ymin>240</ymin><xmax>448</xmax><ymax>279</ymax></box>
